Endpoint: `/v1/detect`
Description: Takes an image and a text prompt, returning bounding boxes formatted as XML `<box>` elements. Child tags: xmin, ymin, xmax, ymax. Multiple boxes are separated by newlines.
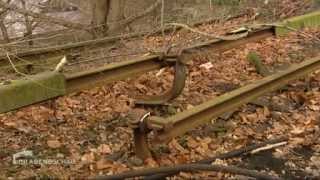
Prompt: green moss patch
<box><xmin>0</xmin><ymin>72</ymin><xmax>66</xmax><ymax>113</ymax></box>
<box><xmin>276</xmin><ymin>11</ymin><xmax>320</xmax><ymax>36</ymax></box>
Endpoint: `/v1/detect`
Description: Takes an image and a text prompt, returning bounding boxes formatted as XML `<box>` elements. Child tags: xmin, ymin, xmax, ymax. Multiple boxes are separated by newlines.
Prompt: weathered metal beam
<box><xmin>184</xmin><ymin>28</ymin><xmax>274</xmax><ymax>53</ymax></box>
<box><xmin>65</xmin><ymin>28</ymin><xmax>274</xmax><ymax>94</ymax></box>
<box><xmin>0</xmin><ymin>28</ymin><xmax>273</xmax><ymax>114</ymax></box>
<box><xmin>65</xmin><ymin>55</ymin><xmax>163</xmax><ymax>93</ymax></box>
<box><xmin>151</xmin><ymin>56</ymin><xmax>320</xmax><ymax>143</ymax></box>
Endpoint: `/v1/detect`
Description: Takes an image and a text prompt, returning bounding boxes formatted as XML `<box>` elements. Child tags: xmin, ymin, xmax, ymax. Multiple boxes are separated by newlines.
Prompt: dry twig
<box><xmin>93</xmin><ymin>164</ymin><xmax>281</xmax><ymax>180</ymax></box>
<box><xmin>146</xmin><ymin>137</ymin><xmax>288</xmax><ymax>180</ymax></box>
<box><xmin>167</xmin><ymin>22</ymin><xmax>249</xmax><ymax>40</ymax></box>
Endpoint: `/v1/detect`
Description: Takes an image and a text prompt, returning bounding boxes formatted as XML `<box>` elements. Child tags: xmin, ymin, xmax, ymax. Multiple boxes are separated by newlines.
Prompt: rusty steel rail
<box><xmin>65</xmin><ymin>28</ymin><xmax>274</xmax><ymax>94</ymax></box>
<box><xmin>65</xmin><ymin>55</ymin><xmax>163</xmax><ymax>93</ymax></box>
<box><xmin>184</xmin><ymin>28</ymin><xmax>273</xmax><ymax>53</ymax></box>
<box><xmin>0</xmin><ymin>27</ymin><xmax>274</xmax><ymax>114</ymax></box>
<box><xmin>133</xmin><ymin>56</ymin><xmax>320</xmax><ymax>159</ymax></box>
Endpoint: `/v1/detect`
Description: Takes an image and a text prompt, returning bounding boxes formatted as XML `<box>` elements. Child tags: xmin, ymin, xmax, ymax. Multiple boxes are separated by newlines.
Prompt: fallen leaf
<box><xmin>290</xmin><ymin>126</ymin><xmax>305</xmax><ymax>135</ymax></box>
<box><xmin>156</xmin><ymin>68</ymin><xmax>166</xmax><ymax>77</ymax></box>
<box><xmin>169</xmin><ymin>139</ymin><xmax>188</xmax><ymax>154</ymax></box>
<box><xmin>187</xmin><ymin>137</ymin><xmax>199</xmax><ymax>148</ymax></box>
<box><xmin>81</xmin><ymin>152</ymin><xmax>95</xmax><ymax>163</ymax></box>
<box><xmin>290</xmin><ymin>137</ymin><xmax>305</xmax><ymax>146</ymax></box>
<box><xmin>47</xmin><ymin>140</ymin><xmax>62</xmax><ymax>149</ymax></box>
<box><xmin>310</xmin><ymin>156</ymin><xmax>320</xmax><ymax>168</ymax></box>
<box><xmin>96</xmin><ymin>159</ymin><xmax>113</xmax><ymax>170</ymax></box>
<box><xmin>97</xmin><ymin>144</ymin><xmax>112</xmax><ymax>154</ymax></box>
<box><xmin>309</xmin><ymin>105</ymin><xmax>320</xmax><ymax>111</ymax></box>
<box><xmin>145</xmin><ymin>158</ymin><xmax>158</xmax><ymax>167</ymax></box>
<box><xmin>200</xmin><ymin>62</ymin><xmax>213</xmax><ymax>70</ymax></box>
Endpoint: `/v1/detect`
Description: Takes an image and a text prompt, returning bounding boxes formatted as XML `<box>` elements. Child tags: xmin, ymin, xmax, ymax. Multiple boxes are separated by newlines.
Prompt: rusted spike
<box><xmin>134</xmin><ymin>58</ymin><xmax>187</xmax><ymax>105</ymax></box>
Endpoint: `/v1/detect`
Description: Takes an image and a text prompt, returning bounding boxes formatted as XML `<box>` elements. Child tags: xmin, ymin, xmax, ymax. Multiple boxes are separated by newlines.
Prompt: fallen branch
<box><xmin>167</xmin><ymin>22</ymin><xmax>249</xmax><ymax>41</ymax></box>
<box><xmin>146</xmin><ymin>137</ymin><xmax>288</xmax><ymax>180</ymax></box>
<box><xmin>251</xmin><ymin>141</ymin><xmax>288</xmax><ymax>154</ymax></box>
<box><xmin>54</xmin><ymin>56</ymin><xmax>67</xmax><ymax>72</ymax></box>
<box><xmin>93</xmin><ymin>164</ymin><xmax>281</xmax><ymax>180</ymax></box>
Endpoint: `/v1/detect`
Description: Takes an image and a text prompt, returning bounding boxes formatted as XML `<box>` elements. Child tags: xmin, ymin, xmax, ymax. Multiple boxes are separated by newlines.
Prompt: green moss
<box><xmin>0</xmin><ymin>72</ymin><xmax>66</xmax><ymax>113</ymax></box>
<box><xmin>276</xmin><ymin>11</ymin><xmax>320</xmax><ymax>36</ymax></box>
<box><xmin>247</xmin><ymin>52</ymin><xmax>271</xmax><ymax>76</ymax></box>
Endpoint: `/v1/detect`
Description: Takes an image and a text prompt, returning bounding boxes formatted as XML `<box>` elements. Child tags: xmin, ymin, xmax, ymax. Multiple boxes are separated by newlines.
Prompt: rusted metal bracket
<box><xmin>134</xmin><ymin>54</ymin><xmax>187</xmax><ymax>105</ymax></box>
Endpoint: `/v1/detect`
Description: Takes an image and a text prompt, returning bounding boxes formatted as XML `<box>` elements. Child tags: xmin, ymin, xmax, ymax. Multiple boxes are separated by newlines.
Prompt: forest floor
<box><xmin>0</xmin><ymin>1</ymin><xmax>320</xmax><ymax>179</ymax></box>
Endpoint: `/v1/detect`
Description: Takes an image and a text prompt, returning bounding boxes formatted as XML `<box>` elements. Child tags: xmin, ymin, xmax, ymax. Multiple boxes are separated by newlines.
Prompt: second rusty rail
<box><xmin>133</xmin><ymin>55</ymin><xmax>320</xmax><ymax>159</ymax></box>
<box><xmin>66</xmin><ymin>28</ymin><xmax>274</xmax><ymax>97</ymax></box>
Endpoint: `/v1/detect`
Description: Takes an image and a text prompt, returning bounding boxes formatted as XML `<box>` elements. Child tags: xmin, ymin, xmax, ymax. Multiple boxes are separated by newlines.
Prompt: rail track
<box><xmin>65</xmin><ymin>28</ymin><xmax>273</xmax><ymax>93</ymax></box>
<box><xmin>0</xmin><ymin>26</ymin><xmax>274</xmax><ymax>113</ymax></box>
<box><xmin>0</xmin><ymin>11</ymin><xmax>319</xmax><ymax>160</ymax></box>
<box><xmin>132</xmin><ymin>55</ymin><xmax>320</xmax><ymax>159</ymax></box>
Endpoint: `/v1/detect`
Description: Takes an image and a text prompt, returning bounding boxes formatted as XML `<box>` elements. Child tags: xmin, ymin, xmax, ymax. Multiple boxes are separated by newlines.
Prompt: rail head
<box><xmin>65</xmin><ymin>55</ymin><xmax>160</xmax><ymax>80</ymax></box>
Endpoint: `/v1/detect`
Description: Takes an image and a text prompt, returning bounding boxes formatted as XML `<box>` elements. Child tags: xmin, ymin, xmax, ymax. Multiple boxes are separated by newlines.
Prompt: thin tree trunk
<box><xmin>91</xmin><ymin>0</ymin><xmax>110</xmax><ymax>36</ymax></box>
<box><xmin>0</xmin><ymin>0</ymin><xmax>11</xmax><ymax>43</ymax></box>
<box><xmin>108</xmin><ymin>0</ymin><xmax>125</xmax><ymax>34</ymax></box>
<box><xmin>20</xmin><ymin>0</ymin><xmax>33</xmax><ymax>45</ymax></box>
<box><xmin>0</xmin><ymin>20</ymin><xmax>9</xmax><ymax>43</ymax></box>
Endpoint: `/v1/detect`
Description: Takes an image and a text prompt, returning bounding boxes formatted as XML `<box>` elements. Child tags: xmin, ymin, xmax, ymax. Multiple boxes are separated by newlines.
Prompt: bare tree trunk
<box><xmin>20</xmin><ymin>0</ymin><xmax>34</xmax><ymax>45</ymax></box>
<box><xmin>0</xmin><ymin>0</ymin><xmax>11</xmax><ymax>43</ymax></box>
<box><xmin>0</xmin><ymin>20</ymin><xmax>9</xmax><ymax>43</ymax></box>
<box><xmin>91</xmin><ymin>0</ymin><xmax>110</xmax><ymax>36</ymax></box>
<box><xmin>90</xmin><ymin>0</ymin><xmax>128</xmax><ymax>36</ymax></box>
<box><xmin>108</xmin><ymin>0</ymin><xmax>125</xmax><ymax>34</ymax></box>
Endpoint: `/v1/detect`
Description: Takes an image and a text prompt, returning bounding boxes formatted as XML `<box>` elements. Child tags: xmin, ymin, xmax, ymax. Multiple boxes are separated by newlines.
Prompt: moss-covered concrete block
<box><xmin>0</xmin><ymin>72</ymin><xmax>66</xmax><ymax>113</ymax></box>
<box><xmin>276</xmin><ymin>11</ymin><xmax>320</xmax><ymax>36</ymax></box>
